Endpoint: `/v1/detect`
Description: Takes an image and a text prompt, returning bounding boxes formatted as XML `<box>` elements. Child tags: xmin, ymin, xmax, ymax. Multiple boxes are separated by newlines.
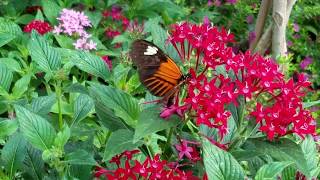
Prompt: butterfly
<box><xmin>129</xmin><ymin>40</ymin><xmax>189</xmax><ymax>105</ymax></box>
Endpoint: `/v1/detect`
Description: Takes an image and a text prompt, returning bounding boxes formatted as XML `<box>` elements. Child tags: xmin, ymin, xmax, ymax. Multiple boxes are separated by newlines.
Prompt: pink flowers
<box><xmin>166</xmin><ymin>20</ymin><xmax>316</xmax><ymax>141</ymax></box>
<box><xmin>23</xmin><ymin>20</ymin><xmax>52</xmax><ymax>35</ymax></box>
<box><xmin>94</xmin><ymin>150</ymin><xmax>200</xmax><ymax>179</ymax></box>
<box><xmin>53</xmin><ymin>8</ymin><xmax>96</xmax><ymax>50</ymax></box>
<box><xmin>175</xmin><ymin>139</ymin><xmax>201</xmax><ymax>162</ymax></box>
<box><xmin>300</xmin><ymin>56</ymin><xmax>313</xmax><ymax>70</ymax></box>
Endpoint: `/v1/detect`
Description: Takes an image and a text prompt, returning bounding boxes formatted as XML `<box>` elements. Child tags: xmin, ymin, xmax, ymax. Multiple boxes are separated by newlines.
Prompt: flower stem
<box><xmin>55</xmin><ymin>81</ymin><xmax>63</xmax><ymax>130</ymax></box>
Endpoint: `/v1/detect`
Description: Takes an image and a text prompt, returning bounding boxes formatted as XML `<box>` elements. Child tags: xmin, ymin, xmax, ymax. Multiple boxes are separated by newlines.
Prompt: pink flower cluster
<box><xmin>95</xmin><ymin>150</ymin><xmax>200</xmax><ymax>180</ymax></box>
<box><xmin>175</xmin><ymin>139</ymin><xmax>201</xmax><ymax>162</ymax></box>
<box><xmin>167</xmin><ymin>21</ymin><xmax>316</xmax><ymax>140</ymax></box>
<box><xmin>53</xmin><ymin>8</ymin><xmax>96</xmax><ymax>50</ymax></box>
<box><xmin>23</xmin><ymin>20</ymin><xmax>52</xmax><ymax>35</ymax></box>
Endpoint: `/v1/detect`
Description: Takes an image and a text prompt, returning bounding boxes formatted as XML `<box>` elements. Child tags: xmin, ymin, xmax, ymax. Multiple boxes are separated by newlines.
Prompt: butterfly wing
<box><xmin>129</xmin><ymin>40</ymin><xmax>182</xmax><ymax>97</ymax></box>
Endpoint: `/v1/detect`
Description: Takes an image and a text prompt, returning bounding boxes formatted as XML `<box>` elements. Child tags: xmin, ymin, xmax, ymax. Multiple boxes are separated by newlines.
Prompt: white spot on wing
<box><xmin>144</xmin><ymin>46</ymin><xmax>158</xmax><ymax>55</ymax></box>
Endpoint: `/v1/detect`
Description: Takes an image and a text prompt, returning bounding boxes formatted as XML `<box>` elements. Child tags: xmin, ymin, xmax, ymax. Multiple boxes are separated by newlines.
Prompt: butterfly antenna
<box><xmin>142</xmin><ymin>99</ymin><xmax>161</xmax><ymax>104</ymax></box>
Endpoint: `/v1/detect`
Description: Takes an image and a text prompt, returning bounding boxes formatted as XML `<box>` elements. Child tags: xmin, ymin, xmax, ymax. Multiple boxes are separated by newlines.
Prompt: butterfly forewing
<box><xmin>129</xmin><ymin>40</ymin><xmax>182</xmax><ymax>98</ymax></box>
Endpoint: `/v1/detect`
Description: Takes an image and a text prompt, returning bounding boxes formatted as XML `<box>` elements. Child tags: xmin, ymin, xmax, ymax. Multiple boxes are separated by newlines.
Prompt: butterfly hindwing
<box><xmin>129</xmin><ymin>40</ymin><xmax>182</xmax><ymax>98</ymax></box>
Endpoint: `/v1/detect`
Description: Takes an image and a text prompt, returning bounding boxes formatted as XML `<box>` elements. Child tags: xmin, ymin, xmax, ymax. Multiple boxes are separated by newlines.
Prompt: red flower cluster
<box><xmin>23</xmin><ymin>20</ymin><xmax>52</xmax><ymax>35</ymax></box>
<box><xmin>167</xmin><ymin>21</ymin><xmax>316</xmax><ymax>140</ymax></box>
<box><xmin>101</xmin><ymin>55</ymin><xmax>112</xmax><ymax>70</ymax></box>
<box><xmin>102</xmin><ymin>5</ymin><xmax>129</xmax><ymax>41</ymax></box>
<box><xmin>95</xmin><ymin>150</ymin><xmax>200</xmax><ymax>180</ymax></box>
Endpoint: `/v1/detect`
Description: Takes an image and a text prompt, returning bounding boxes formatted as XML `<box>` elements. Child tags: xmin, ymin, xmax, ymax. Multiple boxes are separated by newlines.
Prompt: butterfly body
<box><xmin>129</xmin><ymin>40</ymin><xmax>185</xmax><ymax>100</ymax></box>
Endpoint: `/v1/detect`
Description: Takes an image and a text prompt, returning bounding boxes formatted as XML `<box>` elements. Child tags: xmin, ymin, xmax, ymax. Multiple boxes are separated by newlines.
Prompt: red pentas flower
<box><xmin>175</xmin><ymin>139</ymin><xmax>201</xmax><ymax>162</ymax></box>
<box><xmin>101</xmin><ymin>55</ymin><xmax>112</xmax><ymax>70</ymax></box>
<box><xmin>94</xmin><ymin>149</ymin><xmax>200</xmax><ymax>179</ymax></box>
<box><xmin>165</xmin><ymin>20</ymin><xmax>316</xmax><ymax>141</ymax></box>
<box><xmin>23</xmin><ymin>20</ymin><xmax>52</xmax><ymax>35</ymax></box>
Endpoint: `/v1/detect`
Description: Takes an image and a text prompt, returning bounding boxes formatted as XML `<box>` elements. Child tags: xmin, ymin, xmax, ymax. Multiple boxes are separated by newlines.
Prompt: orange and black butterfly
<box><xmin>129</xmin><ymin>40</ymin><xmax>189</xmax><ymax>105</ymax></box>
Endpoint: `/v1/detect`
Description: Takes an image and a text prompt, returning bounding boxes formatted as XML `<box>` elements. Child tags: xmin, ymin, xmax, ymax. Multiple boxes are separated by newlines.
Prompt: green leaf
<box><xmin>0</xmin><ymin>19</ymin><xmax>22</xmax><ymax>47</ymax></box>
<box><xmin>300</xmin><ymin>136</ymin><xmax>320</xmax><ymax>178</ymax></box>
<box><xmin>0</xmin><ymin>58</ymin><xmax>22</xmax><ymax>72</ymax></box>
<box><xmin>72</xmin><ymin>51</ymin><xmax>110</xmax><ymax>80</ymax></box>
<box><xmin>54</xmin><ymin>124</ymin><xmax>70</xmax><ymax>148</ymax></box>
<box><xmin>281</xmin><ymin>166</ymin><xmax>296</xmax><ymax>180</ymax></box>
<box><xmin>28</xmin><ymin>31</ymin><xmax>62</xmax><ymax>74</ymax></box>
<box><xmin>103</xmin><ymin>129</ymin><xmax>143</xmax><ymax>161</ymax></box>
<box><xmin>1</xmin><ymin>133</ymin><xmax>27</xmax><ymax>179</ymax></box>
<box><xmin>15</xmin><ymin>105</ymin><xmax>56</xmax><ymax>151</ymax></box>
<box><xmin>72</xmin><ymin>94</ymin><xmax>94</xmax><ymax>125</ymax></box>
<box><xmin>85</xmin><ymin>11</ymin><xmax>102</xmax><ymax>28</ymax></box>
<box><xmin>249</xmin><ymin>138</ymin><xmax>319</xmax><ymax>178</ymax></box>
<box><xmin>64</xmin><ymin>83</ymin><xmax>89</xmax><ymax>95</ymax></box>
<box><xmin>15</xmin><ymin>14</ymin><xmax>35</xmax><ymax>25</ymax></box>
<box><xmin>303</xmin><ymin>100</ymin><xmax>320</xmax><ymax>108</ymax></box>
<box><xmin>54</xmin><ymin>35</ymin><xmax>74</xmax><ymax>49</ymax></box>
<box><xmin>203</xmin><ymin>138</ymin><xmax>245</xmax><ymax>180</ymax></box>
<box><xmin>41</xmin><ymin>0</ymin><xmax>61</xmax><ymax>24</ymax></box>
<box><xmin>23</xmin><ymin>144</ymin><xmax>44</xmax><ymax>180</ymax></box>
<box><xmin>68</xmin><ymin>165</ymin><xmax>92</xmax><ymax>180</ymax></box>
<box><xmin>113</xmin><ymin>64</ymin><xmax>131</xmax><ymax>89</ymax></box>
<box><xmin>144</xmin><ymin>18</ymin><xmax>166</xmax><ymax>50</ymax></box>
<box><xmin>30</xmin><ymin>94</ymin><xmax>56</xmax><ymax>115</ymax></box>
<box><xmin>95</xmin><ymin>101</ymin><xmax>128</xmax><ymax>131</ymax></box>
<box><xmin>64</xmin><ymin>149</ymin><xmax>96</xmax><ymax>166</ymax></box>
<box><xmin>0</xmin><ymin>63</ymin><xmax>13</xmax><ymax>92</ymax></box>
<box><xmin>111</xmin><ymin>34</ymin><xmax>130</xmax><ymax>44</ymax></box>
<box><xmin>0</xmin><ymin>119</ymin><xmax>18</xmax><ymax>138</ymax></box>
<box><xmin>89</xmin><ymin>83</ymin><xmax>140</xmax><ymax>127</ymax></box>
<box><xmin>255</xmin><ymin>161</ymin><xmax>293</xmax><ymax>180</ymax></box>
<box><xmin>12</xmin><ymin>75</ymin><xmax>31</xmax><ymax>98</ymax></box>
<box><xmin>133</xmin><ymin>106</ymin><xmax>180</xmax><ymax>143</ymax></box>
<box><xmin>35</xmin><ymin>9</ymin><xmax>44</xmax><ymax>21</ymax></box>
<box><xmin>107</xmin><ymin>0</ymin><xmax>119</xmax><ymax>6</ymax></box>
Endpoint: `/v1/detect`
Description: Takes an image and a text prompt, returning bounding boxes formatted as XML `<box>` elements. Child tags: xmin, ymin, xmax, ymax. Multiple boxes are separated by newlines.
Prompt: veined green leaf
<box><xmin>23</xmin><ymin>144</ymin><xmax>45</xmax><ymax>180</ymax></box>
<box><xmin>30</xmin><ymin>94</ymin><xmax>56</xmax><ymax>115</ymax></box>
<box><xmin>28</xmin><ymin>31</ymin><xmax>62</xmax><ymax>75</ymax></box>
<box><xmin>72</xmin><ymin>51</ymin><xmax>110</xmax><ymax>81</ymax></box>
<box><xmin>15</xmin><ymin>105</ymin><xmax>56</xmax><ymax>151</ymax></box>
<box><xmin>41</xmin><ymin>0</ymin><xmax>61</xmax><ymax>24</ymax></box>
<box><xmin>0</xmin><ymin>63</ymin><xmax>13</xmax><ymax>92</ymax></box>
<box><xmin>1</xmin><ymin>133</ymin><xmax>27</xmax><ymax>179</ymax></box>
<box><xmin>0</xmin><ymin>19</ymin><xmax>22</xmax><ymax>47</ymax></box>
<box><xmin>0</xmin><ymin>119</ymin><xmax>18</xmax><ymax>138</ymax></box>
<box><xmin>103</xmin><ymin>129</ymin><xmax>143</xmax><ymax>161</ymax></box>
<box><xmin>133</xmin><ymin>106</ymin><xmax>180</xmax><ymax>143</ymax></box>
<box><xmin>64</xmin><ymin>149</ymin><xmax>96</xmax><ymax>166</ymax></box>
<box><xmin>203</xmin><ymin>138</ymin><xmax>245</xmax><ymax>180</ymax></box>
<box><xmin>89</xmin><ymin>83</ymin><xmax>140</xmax><ymax>127</ymax></box>
<box><xmin>72</xmin><ymin>94</ymin><xmax>94</xmax><ymax>125</ymax></box>
<box><xmin>255</xmin><ymin>161</ymin><xmax>293</xmax><ymax>180</ymax></box>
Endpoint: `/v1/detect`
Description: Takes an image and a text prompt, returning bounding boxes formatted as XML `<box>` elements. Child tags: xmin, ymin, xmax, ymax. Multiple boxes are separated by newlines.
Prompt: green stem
<box><xmin>55</xmin><ymin>81</ymin><xmax>63</xmax><ymax>130</ymax></box>
<box><xmin>104</xmin><ymin>130</ymin><xmax>112</xmax><ymax>146</ymax></box>
<box><xmin>147</xmin><ymin>143</ymin><xmax>155</xmax><ymax>158</ymax></box>
<box><xmin>165</xmin><ymin>128</ymin><xmax>174</xmax><ymax>148</ymax></box>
